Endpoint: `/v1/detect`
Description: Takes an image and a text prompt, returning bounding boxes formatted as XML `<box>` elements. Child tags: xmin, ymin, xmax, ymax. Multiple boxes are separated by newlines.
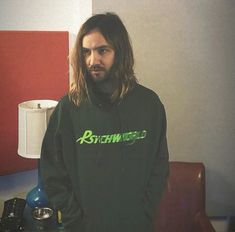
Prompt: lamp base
<box><xmin>26</xmin><ymin>184</ymin><xmax>48</xmax><ymax>208</ymax></box>
<box><xmin>26</xmin><ymin>182</ymin><xmax>48</xmax><ymax>208</ymax></box>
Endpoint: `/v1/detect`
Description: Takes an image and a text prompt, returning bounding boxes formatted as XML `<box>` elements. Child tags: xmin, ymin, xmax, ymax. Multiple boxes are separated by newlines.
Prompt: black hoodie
<box><xmin>40</xmin><ymin>83</ymin><xmax>169</xmax><ymax>232</ymax></box>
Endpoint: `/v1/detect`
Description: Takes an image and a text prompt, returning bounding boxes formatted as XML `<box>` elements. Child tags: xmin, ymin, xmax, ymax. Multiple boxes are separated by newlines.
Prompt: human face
<box><xmin>82</xmin><ymin>30</ymin><xmax>115</xmax><ymax>83</ymax></box>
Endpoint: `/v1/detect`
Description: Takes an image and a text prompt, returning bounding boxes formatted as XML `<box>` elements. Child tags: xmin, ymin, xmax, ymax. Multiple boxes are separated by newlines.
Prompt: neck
<box><xmin>87</xmin><ymin>75</ymin><xmax>119</xmax><ymax>107</ymax></box>
<box><xmin>94</xmin><ymin>76</ymin><xmax>117</xmax><ymax>96</ymax></box>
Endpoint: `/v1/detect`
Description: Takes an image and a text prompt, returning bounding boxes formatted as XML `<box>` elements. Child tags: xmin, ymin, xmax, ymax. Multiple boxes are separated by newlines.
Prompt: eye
<box><xmin>82</xmin><ymin>48</ymin><xmax>91</xmax><ymax>57</ymax></box>
<box><xmin>97</xmin><ymin>47</ymin><xmax>109</xmax><ymax>55</ymax></box>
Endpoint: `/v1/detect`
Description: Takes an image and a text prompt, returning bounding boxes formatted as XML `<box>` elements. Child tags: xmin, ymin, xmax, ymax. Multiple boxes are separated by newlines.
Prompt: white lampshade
<box><xmin>18</xmin><ymin>100</ymin><xmax>58</xmax><ymax>159</ymax></box>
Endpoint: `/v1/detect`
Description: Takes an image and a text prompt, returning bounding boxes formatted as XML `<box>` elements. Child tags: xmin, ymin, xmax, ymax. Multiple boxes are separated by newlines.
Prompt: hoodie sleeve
<box><xmin>40</xmin><ymin>101</ymin><xmax>83</xmax><ymax>230</ymax></box>
<box><xmin>144</xmin><ymin>101</ymin><xmax>169</xmax><ymax>219</ymax></box>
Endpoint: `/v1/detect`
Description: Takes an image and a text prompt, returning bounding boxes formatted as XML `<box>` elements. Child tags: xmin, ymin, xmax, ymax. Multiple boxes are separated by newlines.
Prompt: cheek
<box><xmin>107</xmin><ymin>54</ymin><xmax>115</xmax><ymax>68</ymax></box>
<box><xmin>84</xmin><ymin>57</ymin><xmax>90</xmax><ymax>67</ymax></box>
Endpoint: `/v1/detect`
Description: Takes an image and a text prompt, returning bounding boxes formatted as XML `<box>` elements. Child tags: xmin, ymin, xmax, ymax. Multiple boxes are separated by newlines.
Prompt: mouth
<box><xmin>90</xmin><ymin>68</ymin><xmax>106</xmax><ymax>77</ymax></box>
<box><xmin>91</xmin><ymin>70</ymin><xmax>104</xmax><ymax>75</ymax></box>
<box><xmin>88</xmin><ymin>65</ymin><xmax>107</xmax><ymax>80</ymax></box>
<box><xmin>89</xmin><ymin>65</ymin><xmax>105</xmax><ymax>71</ymax></box>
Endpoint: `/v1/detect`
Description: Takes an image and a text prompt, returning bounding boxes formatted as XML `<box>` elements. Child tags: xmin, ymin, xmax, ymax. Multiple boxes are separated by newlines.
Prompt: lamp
<box><xmin>18</xmin><ymin>100</ymin><xmax>58</xmax><ymax>208</ymax></box>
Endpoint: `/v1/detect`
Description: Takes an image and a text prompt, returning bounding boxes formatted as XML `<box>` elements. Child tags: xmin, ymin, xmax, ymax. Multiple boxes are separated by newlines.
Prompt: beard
<box><xmin>87</xmin><ymin>64</ymin><xmax>111</xmax><ymax>83</ymax></box>
<box><xmin>86</xmin><ymin>64</ymin><xmax>118</xmax><ymax>95</ymax></box>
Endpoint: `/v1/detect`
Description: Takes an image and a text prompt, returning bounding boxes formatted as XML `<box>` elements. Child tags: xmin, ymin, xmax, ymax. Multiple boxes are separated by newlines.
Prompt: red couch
<box><xmin>155</xmin><ymin>161</ymin><xmax>215</xmax><ymax>232</ymax></box>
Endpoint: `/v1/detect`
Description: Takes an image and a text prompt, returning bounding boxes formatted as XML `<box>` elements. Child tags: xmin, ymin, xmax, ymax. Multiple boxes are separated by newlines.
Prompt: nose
<box><xmin>89</xmin><ymin>50</ymin><xmax>101</xmax><ymax>67</ymax></box>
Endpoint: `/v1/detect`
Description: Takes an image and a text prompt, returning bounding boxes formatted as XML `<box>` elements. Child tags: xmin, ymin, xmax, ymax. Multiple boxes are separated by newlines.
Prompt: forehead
<box><xmin>82</xmin><ymin>30</ymin><xmax>110</xmax><ymax>49</ymax></box>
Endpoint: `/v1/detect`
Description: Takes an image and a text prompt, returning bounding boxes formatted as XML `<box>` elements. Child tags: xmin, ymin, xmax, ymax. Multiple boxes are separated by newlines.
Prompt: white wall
<box><xmin>93</xmin><ymin>0</ymin><xmax>235</xmax><ymax>216</ymax></box>
<box><xmin>0</xmin><ymin>0</ymin><xmax>92</xmax><ymax>48</ymax></box>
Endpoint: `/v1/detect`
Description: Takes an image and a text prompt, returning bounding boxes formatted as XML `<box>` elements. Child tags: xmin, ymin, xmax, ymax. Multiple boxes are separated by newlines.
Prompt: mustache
<box><xmin>89</xmin><ymin>65</ymin><xmax>106</xmax><ymax>72</ymax></box>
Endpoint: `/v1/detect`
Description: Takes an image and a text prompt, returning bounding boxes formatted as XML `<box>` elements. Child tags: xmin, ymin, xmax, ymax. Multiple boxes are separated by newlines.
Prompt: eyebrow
<box><xmin>82</xmin><ymin>45</ymin><xmax>112</xmax><ymax>51</ymax></box>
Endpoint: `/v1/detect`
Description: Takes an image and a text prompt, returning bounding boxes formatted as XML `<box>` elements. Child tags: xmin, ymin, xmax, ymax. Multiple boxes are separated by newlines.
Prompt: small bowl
<box><xmin>32</xmin><ymin>207</ymin><xmax>53</xmax><ymax>220</ymax></box>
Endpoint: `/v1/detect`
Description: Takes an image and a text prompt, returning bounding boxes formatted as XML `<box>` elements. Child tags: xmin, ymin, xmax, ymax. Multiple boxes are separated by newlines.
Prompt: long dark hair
<box><xmin>69</xmin><ymin>12</ymin><xmax>137</xmax><ymax>106</ymax></box>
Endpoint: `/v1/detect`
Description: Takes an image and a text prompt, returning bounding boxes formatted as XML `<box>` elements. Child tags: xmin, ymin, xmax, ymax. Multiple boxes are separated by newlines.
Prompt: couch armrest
<box><xmin>193</xmin><ymin>211</ymin><xmax>216</xmax><ymax>232</ymax></box>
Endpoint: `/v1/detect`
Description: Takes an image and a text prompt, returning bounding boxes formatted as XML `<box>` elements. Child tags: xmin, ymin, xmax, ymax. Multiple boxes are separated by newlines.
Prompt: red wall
<box><xmin>0</xmin><ymin>31</ymin><xmax>69</xmax><ymax>175</ymax></box>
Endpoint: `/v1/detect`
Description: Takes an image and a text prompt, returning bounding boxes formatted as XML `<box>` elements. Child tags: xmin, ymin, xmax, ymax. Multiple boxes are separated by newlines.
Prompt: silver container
<box><xmin>30</xmin><ymin>207</ymin><xmax>57</xmax><ymax>231</ymax></box>
<box><xmin>32</xmin><ymin>207</ymin><xmax>53</xmax><ymax>220</ymax></box>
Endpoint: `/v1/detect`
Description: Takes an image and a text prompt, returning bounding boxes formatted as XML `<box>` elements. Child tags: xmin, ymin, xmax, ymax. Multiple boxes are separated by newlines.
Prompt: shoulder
<box><xmin>134</xmin><ymin>84</ymin><xmax>159</xmax><ymax>97</ymax></box>
<box><xmin>57</xmin><ymin>94</ymin><xmax>71</xmax><ymax>106</ymax></box>
<box><xmin>134</xmin><ymin>84</ymin><xmax>167</xmax><ymax>123</ymax></box>
<box><xmin>129</xmin><ymin>84</ymin><xmax>163</xmax><ymax>107</ymax></box>
<box><xmin>49</xmin><ymin>94</ymin><xmax>74</xmax><ymax>120</ymax></box>
<box><xmin>47</xmin><ymin>95</ymin><xmax>76</xmax><ymax>129</ymax></box>
<box><xmin>55</xmin><ymin>94</ymin><xmax>76</xmax><ymax>111</ymax></box>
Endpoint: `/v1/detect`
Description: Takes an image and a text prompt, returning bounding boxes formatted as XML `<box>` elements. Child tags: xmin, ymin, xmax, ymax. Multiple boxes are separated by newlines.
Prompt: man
<box><xmin>40</xmin><ymin>12</ymin><xmax>169</xmax><ymax>232</ymax></box>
